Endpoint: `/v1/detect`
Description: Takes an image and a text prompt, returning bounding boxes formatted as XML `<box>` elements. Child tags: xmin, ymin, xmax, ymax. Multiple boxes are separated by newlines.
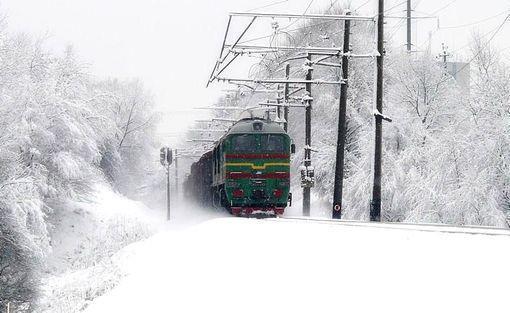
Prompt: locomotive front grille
<box><xmin>251</xmin><ymin>189</ymin><xmax>266</xmax><ymax>200</ymax></box>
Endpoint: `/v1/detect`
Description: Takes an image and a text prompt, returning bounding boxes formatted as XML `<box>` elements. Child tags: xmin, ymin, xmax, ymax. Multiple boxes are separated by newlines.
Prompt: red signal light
<box><xmin>273</xmin><ymin>189</ymin><xmax>283</xmax><ymax>198</ymax></box>
<box><xmin>233</xmin><ymin>189</ymin><xmax>244</xmax><ymax>198</ymax></box>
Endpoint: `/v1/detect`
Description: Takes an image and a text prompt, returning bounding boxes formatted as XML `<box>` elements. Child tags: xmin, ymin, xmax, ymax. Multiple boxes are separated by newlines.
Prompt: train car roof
<box><xmin>226</xmin><ymin>118</ymin><xmax>287</xmax><ymax>135</ymax></box>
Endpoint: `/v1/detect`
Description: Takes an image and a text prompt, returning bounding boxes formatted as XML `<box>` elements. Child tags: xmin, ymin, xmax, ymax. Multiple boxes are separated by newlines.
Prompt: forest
<box><xmin>0</xmin><ymin>20</ymin><xmax>157</xmax><ymax>311</ymax></box>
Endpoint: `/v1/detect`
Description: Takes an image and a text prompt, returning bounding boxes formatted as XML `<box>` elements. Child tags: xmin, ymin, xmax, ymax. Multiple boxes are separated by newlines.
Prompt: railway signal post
<box><xmin>175</xmin><ymin>149</ymin><xmax>179</xmax><ymax>201</ymax></box>
<box><xmin>160</xmin><ymin>147</ymin><xmax>173</xmax><ymax>220</ymax></box>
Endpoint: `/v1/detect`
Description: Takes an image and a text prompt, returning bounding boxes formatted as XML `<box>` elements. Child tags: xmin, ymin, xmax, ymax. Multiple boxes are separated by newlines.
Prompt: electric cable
<box><xmin>247</xmin><ymin>0</ymin><xmax>289</xmax><ymax>12</ymax></box>
<box><xmin>440</xmin><ymin>9</ymin><xmax>510</xmax><ymax>29</ymax></box>
<box><xmin>451</xmin><ymin>13</ymin><xmax>510</xmax><ymax>76</ymax></box>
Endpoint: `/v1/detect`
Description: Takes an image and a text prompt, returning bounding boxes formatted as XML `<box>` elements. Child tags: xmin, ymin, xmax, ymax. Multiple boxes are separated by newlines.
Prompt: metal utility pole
<box><xmin>439</xmin><ymin>43</ymin><xmax>450</xmax><ymax>67</ymax></box>
<box><xmin>276</xmin><ymin>84</ymin><xmax>282</xmax><ymax>120</ymax></box>
<box><xmin>303</xmin><ymin>53</ymin><xmax>313</xmax><ymax>216</ymax></box>
<box><xmin>332</xmin><ymin>12</ymin><xmax>351</xmax><ymax>219</ymax></box>
<box><xmin>371</xmin><ymin>0</ymin><xmax>384</xmax><ymax>222</ymax></box>
<box><xmin>283</xmin><ymin>63</ymin><xmax>290</xmax><ymax>132</ymax></box>
<box><xmin>406</xmin><ymin>0</ymin><xmax>412</xmax><ymax>52</ymax></box>
<box><xmin>166</xmin><ymin>163</ymin><xmax>171</xmax><ymax>220</ymax></box>
<box><xmin>174</xmin><ymin>149</ymin><xmax>179</xmax><ymax>200</ymax></box>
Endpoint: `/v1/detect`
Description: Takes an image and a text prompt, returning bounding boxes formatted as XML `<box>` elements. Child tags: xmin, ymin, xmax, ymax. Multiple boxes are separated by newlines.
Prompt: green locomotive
<box><xmin>185</xmin><ymin>117</ymin><xmax>293</xmax><ymax>216</ymax></box>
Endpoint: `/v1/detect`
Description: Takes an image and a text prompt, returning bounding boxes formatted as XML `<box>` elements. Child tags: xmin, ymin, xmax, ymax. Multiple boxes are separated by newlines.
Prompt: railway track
<box><xmin>272</xmin><ymin>216</ymin><xmax>510</xmax><ymax>237</ymax></box>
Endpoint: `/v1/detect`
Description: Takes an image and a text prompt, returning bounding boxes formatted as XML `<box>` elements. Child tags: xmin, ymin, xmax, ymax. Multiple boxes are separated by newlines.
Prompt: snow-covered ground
<box><xmin>38</xmin><ymin>185</ymin><xmax>166</xmax><ymax>313</ymax></box>
<box><xmin>82</xmin><ymin>213</ymin><xmax>510</xmax><ymax>313</ymax></box>
<box><xmin>38</xmin><ymin>185</ymin><xmax>228</xmax><ymax>313</ymax></box>
<box><xmin>39</xmin><ymin>185</ymin><xmax>509</xmax><ymax>313</ymax></box>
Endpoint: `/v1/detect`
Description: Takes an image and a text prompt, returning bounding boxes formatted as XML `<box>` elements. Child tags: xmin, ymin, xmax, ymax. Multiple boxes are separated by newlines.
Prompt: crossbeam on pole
<box><xmin>212</xmin><ymin>118</ymin><xmax>237</xmax><ymax>122</ymax></box>
<box><xmin>216</xmin><ymin>77</ymin><xmax>345</xmax><ymax>85</ymax></box>
<box><xmin>226</xmin><ymin>44</ymin><xmax>342</xmax><ymax>52</ymax></box>
<box><xmin>188</xmin><ymin>129</ymin><xmax>228</xmax><ymax>132</ymax></box>
<box><xmin>229</xmin><ymin>12</ymin><xmax>375</xmax><ymax>21</ymax></box>
<box><xmin>193</xmin><ymin>106</ymin><xmax>247</xmax><ymax>110</ymax></box>
<box><xmin>258</xmin><ymin>102</ymin><xmax>307</xmax><ymax>108</ymax></box>
<box><xmin>187</xmin><ymin>139</ymin><xmax>217</xmax><ymax>143</ymax></box>
<box><xmin>228</xmin><ymin>46</ymin><xmax>378</xmax><ymax>58</ymax></box>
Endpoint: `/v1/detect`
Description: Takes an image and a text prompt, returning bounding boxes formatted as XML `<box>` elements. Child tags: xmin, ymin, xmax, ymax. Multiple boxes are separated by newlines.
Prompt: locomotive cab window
<box><xmin>261</xmin><ymin>134</ymin><xmax>286</xmax><ymax>153</ymax></box>
<box><xmin>231</xmin><ymin>134</ymin><xmax>257</xmax><ymax>152</ymax></box>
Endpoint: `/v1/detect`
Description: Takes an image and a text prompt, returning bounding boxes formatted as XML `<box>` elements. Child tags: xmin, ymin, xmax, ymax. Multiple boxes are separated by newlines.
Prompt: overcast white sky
<box><xmin>1</xmin><ymin>0</ymin><xmax>509</xmax><ymax>143</ymax></box>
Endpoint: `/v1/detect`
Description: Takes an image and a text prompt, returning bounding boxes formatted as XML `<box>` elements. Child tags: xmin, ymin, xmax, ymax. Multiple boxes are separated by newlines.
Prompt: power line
<box><xmin>384</xmin><ymin>0</ymin><xmax>407</xmax><ymax>14</ymax></box>
<box><xmin>450</xmin><ymin>16</ymin><xmax>510</xmax><ymax>55</ymax></box>
<box><xmin>326</xmin><ymin>0</ymin><xmax>340</xmax><ymax>12</ymax></box>
<box><xmin>239</xmin><ymin>19</ymin><xmax>334</xmax><ymax>45</ymax></box>
<box><xmin>430</xmin><ymin>0</ymin><xmax>457</xmax><ymax>16</ymax></box>
<box><xmin>353</xmin><ymin>0</ymin><xmax>371</xmax><ymax>12</ymax></box>
<box><xmin>402</xmin><ymin>0</ymin><xmax>457</xmax><ymax>51</ymax></box>
<box><xmin>247</xmin><ymin>0</ymin><xmax>289</xmax><ymax>12</ymax></box>
<box><xmin>440</xmin><ymin>9</ymin><xmax>510</xmax><ymax>29</ymax></box>
<box><xmin>451</xmin><ymin>13</ymin><xmax>510</xmax><ymax>76</ymax></box>
<box><xmin>386</xmin><ymin>0</ymin><xmax>422</xmax><ymax>47</ymax></box>
<box><xmin>416</xmin><ymin>14</ymin><xmax>508</xmax><ymax>57</ymax></box>
<box><xmin>386</xmin><ymin>15</ymin><xmax>407</xmax><ymax>43</ymax></box>
<box><xmin>280</xmin><ymin>0</ymin><xmax>316</xmax><ymax>31</ymax></box>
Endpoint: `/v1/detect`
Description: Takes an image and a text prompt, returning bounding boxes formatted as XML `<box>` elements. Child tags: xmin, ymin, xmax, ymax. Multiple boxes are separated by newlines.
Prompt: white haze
<box><xmin>1</xmin><ymin>0</ymin><xmax>509</xmax><ymax>144</ymax></box>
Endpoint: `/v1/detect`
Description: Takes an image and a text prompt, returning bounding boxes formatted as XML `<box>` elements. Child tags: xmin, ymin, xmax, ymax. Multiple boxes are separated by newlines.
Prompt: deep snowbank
<box><xmin>38</xmin><ymin>185</ymin><xmax>166</xmax><ymax>312</ymax></box>
<box><xmin>84</xmin><ymin>217</ymin><xmax>510</xmax><ymax>313</ymax></box>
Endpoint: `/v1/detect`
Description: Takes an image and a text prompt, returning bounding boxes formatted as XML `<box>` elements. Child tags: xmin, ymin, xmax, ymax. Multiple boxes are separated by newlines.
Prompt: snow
<box><xmin>38</xmin><ymin>185</ymin><xmax>169</xmax><ymax>312</ymax></box>
<box><xmin>83</xmin><ymin>214</ymin><xmax>510</xmax><ymax>313</ymax></box>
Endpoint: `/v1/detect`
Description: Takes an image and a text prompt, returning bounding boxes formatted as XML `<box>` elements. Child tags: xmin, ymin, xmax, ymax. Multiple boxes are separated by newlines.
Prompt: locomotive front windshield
<box><xmin>231</xmin><ymin>134</ymin><xmax>287</xmax><ymax>153</ymax></box>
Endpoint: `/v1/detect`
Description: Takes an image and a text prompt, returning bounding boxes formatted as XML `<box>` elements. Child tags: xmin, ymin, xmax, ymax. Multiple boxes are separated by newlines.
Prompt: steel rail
<box><xmin>274</xmin><ymin>216</ymin><xmax>510</xmax><ymax>237</ymax></box>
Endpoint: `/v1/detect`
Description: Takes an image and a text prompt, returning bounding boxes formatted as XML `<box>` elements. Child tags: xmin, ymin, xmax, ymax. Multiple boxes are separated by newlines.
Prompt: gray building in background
<box><xmin>445</xmin><ymin>62</ymin><xmax>470</xmax><ymax>91</ymax></box>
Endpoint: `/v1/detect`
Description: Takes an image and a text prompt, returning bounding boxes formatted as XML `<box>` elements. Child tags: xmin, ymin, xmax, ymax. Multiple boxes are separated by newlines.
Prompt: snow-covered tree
<box><xmin>204</xmin><ymin>3</ymin><xmax>510</xmax><ymax>227</ymax></box>
<box><xmin>0</xmin><ymin>23</ymin><xmax>157</xmax><ymax>312</ymax></box>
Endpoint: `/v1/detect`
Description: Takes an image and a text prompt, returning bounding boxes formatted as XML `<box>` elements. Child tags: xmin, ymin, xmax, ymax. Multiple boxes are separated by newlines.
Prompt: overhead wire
<box><xmin>238</xmin><ymin>19</ymin><xmax>336</xmax><ymax>45</ymax></box>
<box><xmin>451</xmin><ymin>13</ymin><xmax>510</xmax><ymax>76</ymax></box>
<box><xmin>429</xmin><ymin>0</ymin><xmax>457</xmax><ymax>16</ymax></box>
<box><xmin>246</xmin><ymin>0</ymin><xmax>289</xmax><ymax>12</ymax></box>
<box><xmin>386</xmin><ymin>0</ymin><xmax>422</xmax><ymax>44</ymax></box>
<box><xmin>415</xmin><ymin>5</ymin><xmax>510</xmax><ymax>53</ymax></box>
<box><xmin>353</xmin><ymin>0</ymin><xmax>372</xmax><ymax>13</ymax></box>
<box><xmin>280</xmin><ymin>0</ymin><xmax>315</xmax><ymax>31</ymax></box>
<box><xmin>412</xmin><ymin>0</ymin><xmax>458</xmax><ymax>49</ymax></box>
<box><xmin>384</xmin><ymin>0</ymin><xmax>408</xmax><ymax>14</ymax></box>
<box><xmin>399</xmin><ymin>0</ymin><xmax>457</xmax><ymax>51</ymax></box>
<box><xmin>439</xmin><ymin>9</ymin><xmax>510</xmax><ymax>29</ymax></box>
<box><xmin>449</xmin><ymin>16</ymin><xmax>510</xmax><ymax>55</ymax></box>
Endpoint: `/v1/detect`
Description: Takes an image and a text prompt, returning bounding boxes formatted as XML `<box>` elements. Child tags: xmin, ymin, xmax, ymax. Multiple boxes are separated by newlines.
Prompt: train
<box><xmin>184</xmin><ymin>117</ymin><xmax>294</xmax><ymax>216</ymax></box>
